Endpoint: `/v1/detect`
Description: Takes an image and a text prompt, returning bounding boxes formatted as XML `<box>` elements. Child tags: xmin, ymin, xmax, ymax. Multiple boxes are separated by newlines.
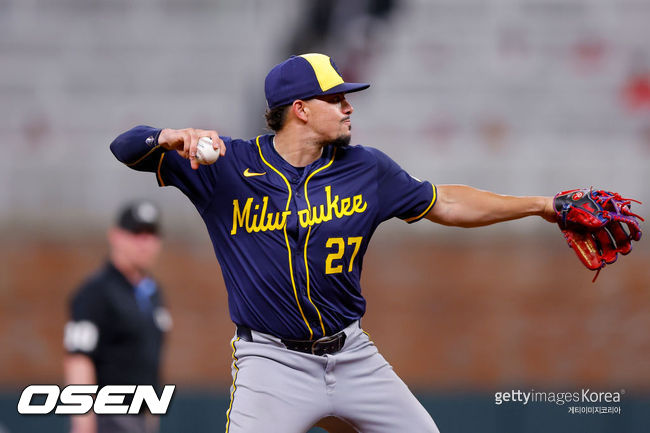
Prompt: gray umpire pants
<box><xmin>225</xmin><ymin>321</ymin><xmax>440</xmax><ymax>433</ymax></box>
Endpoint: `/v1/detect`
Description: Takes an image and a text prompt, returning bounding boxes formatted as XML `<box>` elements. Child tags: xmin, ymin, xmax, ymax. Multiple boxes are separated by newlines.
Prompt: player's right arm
<box><xmin>109</xmin><ymin>126</ymin><xmax>226</xmax><ymax>171</ymax></box>
<box><xmin>111</xmin><ymin>126</ymin><xmax>229</xmax><ymax>211</ymax></box>
<box><xmin>63</xmin><ymin>354</ymin><xmax>97</xmax><ymax>433</ymax></box>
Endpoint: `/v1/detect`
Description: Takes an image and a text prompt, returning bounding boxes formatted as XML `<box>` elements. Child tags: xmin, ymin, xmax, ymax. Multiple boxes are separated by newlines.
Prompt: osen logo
<box><xmin>17</xmin><ymin>385</ymin><xmax>175</xmax><ymax>415</ymax></box>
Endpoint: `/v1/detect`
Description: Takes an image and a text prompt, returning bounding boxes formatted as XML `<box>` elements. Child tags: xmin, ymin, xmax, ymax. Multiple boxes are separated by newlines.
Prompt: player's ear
<box><xmin>292</xmin><ymin>100</ymin><xmax>309</xmax><ymax>123</ymax></box>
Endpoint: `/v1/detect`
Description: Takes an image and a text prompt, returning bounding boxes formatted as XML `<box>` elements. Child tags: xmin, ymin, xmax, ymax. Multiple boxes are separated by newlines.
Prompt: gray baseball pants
<box><xmin>225</xmin><ymin>321</ymin><xmax>440</xmax><ymax>433</ymax></box>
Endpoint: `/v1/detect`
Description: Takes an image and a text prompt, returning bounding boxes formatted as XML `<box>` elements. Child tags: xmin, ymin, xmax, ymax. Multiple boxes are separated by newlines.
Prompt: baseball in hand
<box><xmin>195</xmin><ymin>137</ymin><xmax>220</xmax><ymax>165</ymax></box>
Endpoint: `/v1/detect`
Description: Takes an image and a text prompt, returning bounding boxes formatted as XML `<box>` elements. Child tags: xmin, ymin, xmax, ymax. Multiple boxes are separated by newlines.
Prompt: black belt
<box><xmin>236</xmin><ymin>326</ymin><xmax>347</xmax><ymax>356</ymax></box>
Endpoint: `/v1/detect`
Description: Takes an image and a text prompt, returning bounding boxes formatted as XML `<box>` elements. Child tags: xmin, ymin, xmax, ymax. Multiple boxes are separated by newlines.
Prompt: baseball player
<box><xmin>108</xmin><ymin>53</ymin><xmax>560</xmax><ymax>432</ymax></box>
<box><xmin>64</xmin><ymin>201</ymin><xmax>172</xmax><ymax>433</ymax></box>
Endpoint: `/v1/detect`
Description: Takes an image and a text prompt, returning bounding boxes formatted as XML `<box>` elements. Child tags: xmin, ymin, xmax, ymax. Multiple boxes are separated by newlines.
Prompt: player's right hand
<box><xmin>158</xmin><ymin>128</ymin><xmax>226</xmax><ymax>170</ymax></box>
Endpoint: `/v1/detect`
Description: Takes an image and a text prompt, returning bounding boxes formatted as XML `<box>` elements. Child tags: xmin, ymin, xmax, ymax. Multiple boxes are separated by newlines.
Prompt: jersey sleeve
<box><xmin>64</xmin><ymin>284</ymin><xmax>104</xmax><ymax>357</ymax></box>
<box><xmin>368</xmin><ymin>147</ymin><xmax>437</xmax><ymax>224</ymax></box>
<box><xmin>155</xmin><ymin>145</ymin><xmax>228</xmax><ymax>213</ymax></box>
<box><xmin>110</xmin><ymin>125</ymin><xmax>230</xmax><ymax>212</ymax></box>
<box><xmin>110</xmin><ymin>125</ymin><xmax>165</xmax><ymax>172</ymax></box>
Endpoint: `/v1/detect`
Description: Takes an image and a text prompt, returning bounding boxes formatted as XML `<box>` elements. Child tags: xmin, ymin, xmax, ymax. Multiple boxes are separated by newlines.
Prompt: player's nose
<box><xmin>341</xmin><ymin>98</ymin><xmax>353</xmax><ymax>115</ymax></box>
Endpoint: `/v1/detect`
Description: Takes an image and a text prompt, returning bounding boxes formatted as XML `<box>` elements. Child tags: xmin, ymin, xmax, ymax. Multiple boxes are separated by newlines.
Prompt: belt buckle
<box><xmin>311</xmin><ymin>334</ymin><xmax>339</xmax><ymax>355</ymax></box>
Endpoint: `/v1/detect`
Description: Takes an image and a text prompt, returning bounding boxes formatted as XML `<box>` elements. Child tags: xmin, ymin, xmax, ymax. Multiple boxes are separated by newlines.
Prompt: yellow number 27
<box><xmin>325</xmin><ymin>236</ymin><xmax>363</xmax><ymax>274</ymax></box>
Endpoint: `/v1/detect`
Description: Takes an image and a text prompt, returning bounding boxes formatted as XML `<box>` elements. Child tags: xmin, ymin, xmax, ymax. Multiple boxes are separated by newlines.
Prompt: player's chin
<box><xmin>328</xmin><ymin>134</ymin><xmax>352</xmax><ymax>148</ymax></box>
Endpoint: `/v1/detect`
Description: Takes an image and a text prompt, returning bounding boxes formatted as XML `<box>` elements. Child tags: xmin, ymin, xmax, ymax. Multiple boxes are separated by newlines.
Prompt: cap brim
<box><xmin>322</xmin><ymin>82</ymin><xmax>370</xmax><ymax>96</ymax></box>
<box><xmin>118</xmin><ymin>221</ymin><xmax>160</xmax><ymax>235</ymax></box>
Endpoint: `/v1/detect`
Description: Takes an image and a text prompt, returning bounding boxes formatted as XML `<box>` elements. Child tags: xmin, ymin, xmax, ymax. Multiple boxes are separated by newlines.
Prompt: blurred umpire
<box><xmin>63</xmin><ymin>200</ymin><xmax>172</xmax><ymax>433</ymax></box>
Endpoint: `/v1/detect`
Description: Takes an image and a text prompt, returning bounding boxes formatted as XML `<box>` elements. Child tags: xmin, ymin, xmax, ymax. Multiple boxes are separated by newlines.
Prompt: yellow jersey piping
<box><xmin>302</xmin><ymin>148</ymin><xmax>337</xmax><ymax>336</ymax></box>
<box><xmin>126</xmin><ymin>144</ymin><xmax>161</xmax><ymax>167</ymax></box>
<box><xmin>156</xmin><ymin>153</ymin><xmax>166</xmax><ymax>186</ymax></box>
<box><xmin>404</xmin><ymin>184</ymin><xmax>437</xmax><ymax>223</ymax></box>
<box><xmin>225</xmin><ymin>336</ymin><xmax>240</xmax><ymax>433</ymax></box>
<box><xmin>255</xmin><ymin>136</ymin><xmax>314</xmax><ymax>339</ymax></box>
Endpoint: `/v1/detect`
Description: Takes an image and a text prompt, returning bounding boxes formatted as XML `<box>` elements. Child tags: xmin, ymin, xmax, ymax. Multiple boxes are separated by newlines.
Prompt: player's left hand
<box><xmin>553</xmin><ymin>188</ymin><xmax>643</xmax><ymax>280</ymax></box>
<box><xmin>541</xmin><ymin>196</ymin><xmax>558</xmax><ymax>223</ymax></box>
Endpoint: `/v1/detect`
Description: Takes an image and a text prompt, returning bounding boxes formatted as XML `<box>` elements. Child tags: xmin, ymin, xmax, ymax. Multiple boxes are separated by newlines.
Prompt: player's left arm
<box><xmin>425</xmin><ymin>184</ymin><xmax>556</xmax><ymax>227</ymax></box>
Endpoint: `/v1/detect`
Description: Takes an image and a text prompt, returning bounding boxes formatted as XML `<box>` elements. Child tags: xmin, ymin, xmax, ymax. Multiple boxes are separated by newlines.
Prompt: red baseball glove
<box><xmin>554</xmin><ymin>188</ymin><xmax>643</xmax><ymax>280</ymax></box>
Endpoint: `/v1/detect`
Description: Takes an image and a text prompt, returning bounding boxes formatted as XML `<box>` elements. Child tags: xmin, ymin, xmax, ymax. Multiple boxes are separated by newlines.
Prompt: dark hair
<box><xmin>265</xmin><ymin>104</ymin><xmax>291</xmax><ymax>132</ymax></box>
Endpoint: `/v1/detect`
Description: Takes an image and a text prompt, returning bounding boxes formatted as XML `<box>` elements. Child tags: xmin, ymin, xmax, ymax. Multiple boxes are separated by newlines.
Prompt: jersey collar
<box><xmin>260</xmin><ymin>134</ymin><xmax>335</xmax><ymax>183</ymax></box>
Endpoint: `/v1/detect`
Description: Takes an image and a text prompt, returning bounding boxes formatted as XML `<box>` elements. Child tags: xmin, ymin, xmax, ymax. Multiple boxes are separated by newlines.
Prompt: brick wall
<box><xmin>2</xmin><ymin>236</ymin><xmax>648</xmax><ymax>391</ymax></box>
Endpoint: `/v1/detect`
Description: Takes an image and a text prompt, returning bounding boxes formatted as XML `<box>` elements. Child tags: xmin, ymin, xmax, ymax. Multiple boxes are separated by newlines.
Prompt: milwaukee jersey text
<box><xmin>110</xmin><ymin>126</ymin><xmax>436</xmax><ymax>339</ymax></box>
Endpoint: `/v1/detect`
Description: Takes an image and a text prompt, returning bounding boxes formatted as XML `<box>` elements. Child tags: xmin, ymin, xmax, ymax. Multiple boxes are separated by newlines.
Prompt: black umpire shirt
<box><xmin>64</xmin><ymin>262</ymin><xmax>171</xmax><ymax>390</ymax></box>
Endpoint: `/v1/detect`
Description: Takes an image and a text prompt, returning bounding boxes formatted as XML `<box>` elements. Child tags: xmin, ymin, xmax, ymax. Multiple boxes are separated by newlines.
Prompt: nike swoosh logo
<box><xmin>243</xmin><ymin>168</ymin><xmax>266</xmax><ymax>177</ymax></box>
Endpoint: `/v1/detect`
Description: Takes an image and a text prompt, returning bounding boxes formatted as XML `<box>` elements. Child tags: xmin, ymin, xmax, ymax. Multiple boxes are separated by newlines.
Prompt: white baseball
<box><xmin>195</xmin><ymin>137</ymin><xmax>220</xmax><ymax>165</ymax></box>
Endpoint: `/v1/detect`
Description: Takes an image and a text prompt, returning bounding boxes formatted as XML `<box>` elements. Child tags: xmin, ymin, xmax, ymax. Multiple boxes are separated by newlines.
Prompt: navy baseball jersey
<box><xmin>111</xmin><ymin>126</ymin><xmax>436</xmax><ymax>340</ymax></box>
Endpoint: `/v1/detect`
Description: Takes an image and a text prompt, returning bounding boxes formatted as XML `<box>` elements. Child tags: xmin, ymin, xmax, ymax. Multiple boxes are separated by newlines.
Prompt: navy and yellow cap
<box><xmin>264</xmin><ymin>53</ymin><xmax>370</xmax><ymax>109</ymax></box>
